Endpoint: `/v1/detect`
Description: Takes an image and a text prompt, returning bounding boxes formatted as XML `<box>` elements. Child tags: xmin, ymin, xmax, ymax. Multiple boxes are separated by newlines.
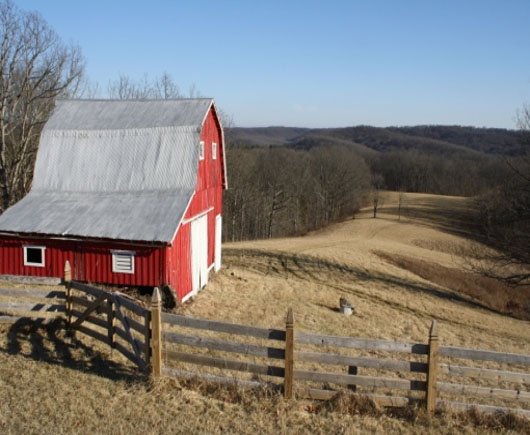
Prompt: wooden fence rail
<box><xmin>154</xmin><ymin>299</ymin><xmax>530</xmax><ymax>418</ymax></box>
<box><xmin>1</xmin><ymin>264</ymin><xmax>530</xmax><ymax>419</ymax></box>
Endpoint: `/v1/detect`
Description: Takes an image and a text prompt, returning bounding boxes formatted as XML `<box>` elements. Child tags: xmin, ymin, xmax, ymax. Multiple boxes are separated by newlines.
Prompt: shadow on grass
<box><xmin>0</xmin><ymin>318</ymin><xmax>140</xmax><ymax>383</ymax></box>
<box><xmin>224</xmin><ymin>248</ymin><xmax>511</xmax><ymax>323</ymax></box>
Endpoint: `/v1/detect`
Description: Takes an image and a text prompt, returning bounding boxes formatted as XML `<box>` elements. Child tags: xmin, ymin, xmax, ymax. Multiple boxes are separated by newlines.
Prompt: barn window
<box><xmin>112</xmin><ymin>251</ymin><xmax>135</xmax><ymax>274</ymax></box>
<box><xmin>212</xmin><ymin>142</ymin><xmax>217</xmax><ymax>160</ymax></box>
<box><xmin>199</xmin><ymin>141</ymin><xmax>205</xmax><ymax>160</ymax></box>
<box><xmin>23</xmin><ymin>246</ymin><xmax>45</xmax><ymax>267</ymax></box>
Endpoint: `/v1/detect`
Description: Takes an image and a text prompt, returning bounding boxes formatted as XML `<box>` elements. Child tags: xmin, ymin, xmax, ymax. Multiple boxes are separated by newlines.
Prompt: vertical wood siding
<box><xmin>0</xmin><ymin>105</ymin><xmax>225</xmax><ymax>300</ymax></box>
<box><xmin>0</xmin><ymin>236</ymin><xmax>163</xmax><ymax>286</ymax></box>
<box><xmin>168</xmin><ymin>106</ymin><xmax>224</xmax><ymax>299</ymax></box>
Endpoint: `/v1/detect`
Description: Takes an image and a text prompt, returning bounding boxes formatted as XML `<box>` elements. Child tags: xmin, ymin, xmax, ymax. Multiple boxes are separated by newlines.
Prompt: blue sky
<box><xmin>14</xmin><ymin>0</ymin><xmax>530</xmax><ymax>128</ymax></box>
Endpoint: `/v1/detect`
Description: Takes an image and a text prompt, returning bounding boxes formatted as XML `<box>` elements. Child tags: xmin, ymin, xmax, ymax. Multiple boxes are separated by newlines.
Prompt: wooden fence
<box><xmin>152</xmin><ymin>289</ymin><xmax>530</xmax><ymax>417</ymax></box>
<box><xmin>0</xmin><ymin>279</ymin><xmax>65</xmax><ymax>323</ymax></box>
<box><xmin>1</xmin><ymin>270</ymin><xmax>530</xmax><ymax>418</ymax></box>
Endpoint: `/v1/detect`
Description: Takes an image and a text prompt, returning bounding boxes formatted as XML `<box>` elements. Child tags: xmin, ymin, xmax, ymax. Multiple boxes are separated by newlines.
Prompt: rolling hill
<box><xmin>226</xmin><ymin>125</ymin><xmax>526</xmax><ymax>156</ymax></box>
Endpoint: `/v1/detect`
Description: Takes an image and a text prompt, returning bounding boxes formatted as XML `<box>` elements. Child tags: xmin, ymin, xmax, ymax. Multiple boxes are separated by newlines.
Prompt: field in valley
<box><xmin>1</xmin><ymin>192</ymin><xmax>529</xmax><ymax>434</ymax></box>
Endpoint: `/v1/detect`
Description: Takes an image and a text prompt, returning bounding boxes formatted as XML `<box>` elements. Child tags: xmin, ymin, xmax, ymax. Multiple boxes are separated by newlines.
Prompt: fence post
<box><xmin>107</xmin><ymin>298</ymin><xmax>115</xmax><ymax>350</ymax></box>
<box><xmin>426</xmin><ymin>320</ymin><xmax>439</xmax><ymax>414</ymax></box>
<box><xmin>151</xmin><ymin>287</ymin><xmax>162</xmax><ymax>378</ymax></box>
<box><xmin>284</xmin><ymin>307</ymin><xmax>294</xmax><ymax>399</ymax></box>
<box><xmin>64</xmin><ymin>261</ymin><xmax>72</xmax><ymax>327</ymax></box>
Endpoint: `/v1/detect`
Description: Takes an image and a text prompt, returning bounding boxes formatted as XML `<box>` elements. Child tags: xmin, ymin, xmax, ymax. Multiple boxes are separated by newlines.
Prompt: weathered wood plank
<box><xmin>426</xmin><ymin>320</ymin><xmax>439</xmax><ymax>414</ymax></box>
<box><xmin>69</xmin><ymin>295</ymin><xmax>92</xmax><ymax>308</ymax></box>
<box><xmin>75</xmin><ymin>324</ymin><xmax>110</xmax><ymax>345</ymax></box>
<box><xmin>295</xmin><ymin>351</ymin><xmax>428</xmax><ymax>373</ymax></box>
<box><xmin>165</xmin><ymin>350</ymin><xmax>285</xmax><ymax>378</ymax></box>
<box><xmin>114</xmin><ymin>325</ymin><xmax>146</xmax><ymax>356</ymax></box>
<box><xmin>0</xmin><ymin>301</ymin><xmax>65</xmax><ymax>313</ymax></box>
<box><xmin>294</xmin><ymin>387</ymin><xmax>416</xmax><ymax>407</ymax></box>
<box><xmin>438</xmin><ymin>400</ymin><xmax>530</xmax><ymax>418</ymax></box>
<box><xmin>124</xmin><ymin>315</ymin><xmax>147</xmax><ymax>334</ymax></box>
<box><xmin>114</xmin><ymin>341</ymin><xmax>147</xmax><ymax>371</ymax></box>
<box><xmin>70</xmin><ymin>281</ymin><xmax>107</xmax><ymax>298</ymax></box>
<box><xmin>0</xmin><ymin>275</ymin><xmax>61</xmax><ymax>285</ymax></box>
<box><xmin>284</xmin><ymin>308</ymin><xmax>294</xmax><ymax>399</ymax></box>
<box><xmin>163</xmin><ymin>331</ymin><xmax>285</xmax><ymax>360</ymax></box>
<box><xmin>113</xmin><ymin>293</ymin><xmax>149</xmax><ymax>316</ymax></box>
<box><xmin>440</xmin><ymin>364</ymin><xmax>530</xmax><ymax>383</ymax></box>
<box><xmin>70</xmin><ymin>309</ymin><xmax>107</xmax><ymax>330</ymax></box>
<box><xmin>296</xmin><ymin>331</ymin><xmax>428</xmax><ymax>355</ymax></box>
<box><xmin>163</xmin><ymin>367</ymin><xmax>281</xmax><ymax>391</ymax></box>
<box><xmin>113</xmin><ymin>297</ymin><xmax>144</xmax><ymax>361</ymax></box>
<box><xmin>437</xmin><ymin>382</ymin><xmax>530</xmax><ymax>401</ymax></box>
<box><xmin>294</xmin><ymin>369</ymin><xmax>427</xmax><ymax>391</ymax></box>
<box><xmin>150</xmin><ymin>289</ymin><xmax>161</xmax><ymax>377</ymax></box>
<box><xmin>0</xmin><ymin>287</ymin><xmax>65</xmax><ymax>299</ymax></box>
<box><xmin>439</xmin><ymin>346</ymin><xmax>530</xmax><ymax>365</ymax></box>
<box><xmin>71</xmin><ymin>293</ymin><xmax>107</xmax><ymax>328</ymax></box>
<box><xmin>162</xmin><ymin>312</ymin><xmax>286</xmax><ymax>341</ymax></box>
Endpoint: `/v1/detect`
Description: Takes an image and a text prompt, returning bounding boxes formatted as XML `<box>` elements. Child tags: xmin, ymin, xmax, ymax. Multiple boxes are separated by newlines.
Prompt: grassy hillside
<box><xmin>1</xmin><ymin>193</ymin><xmax>529</xmax><ymax>434</ymax></box>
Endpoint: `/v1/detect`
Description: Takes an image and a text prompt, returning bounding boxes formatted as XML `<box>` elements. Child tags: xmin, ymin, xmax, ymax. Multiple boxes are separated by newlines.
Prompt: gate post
<box><xmin>284</xmin><ymin>307</ymin><xmax>294</xmax><ymax>399</ymax></box>
<box><xmin>426</xmin><ymin>320</ymin><xmax>439</xmax><ymax>414</ymax></box>
<box><xmin>151</xmin><ymin>287</ymin><xmax>162</xmax><ymax>378</ymax></box>
<box><xmin>64</xmin><ymin>261</ymin><xmax>72</xmax><ymax>327</ymax></box>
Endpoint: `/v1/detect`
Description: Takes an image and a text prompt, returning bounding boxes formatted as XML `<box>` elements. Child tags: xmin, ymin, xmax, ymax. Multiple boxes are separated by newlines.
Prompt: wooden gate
<box><xmin>66</xmin><ymin>280</ymin><xmax>151</xmax><ymax>372</ymax></box>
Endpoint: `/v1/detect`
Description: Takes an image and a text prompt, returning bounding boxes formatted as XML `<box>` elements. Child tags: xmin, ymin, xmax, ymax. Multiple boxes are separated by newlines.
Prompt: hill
<box><xmin>227</xmin><ymin>125</ymin><xmax>526</xmax><ymax>156</ymax></box>
<box><xmin>1</xmin><ymin>193</ymin><xmax>529</xmax><ymax>433</ymax></box>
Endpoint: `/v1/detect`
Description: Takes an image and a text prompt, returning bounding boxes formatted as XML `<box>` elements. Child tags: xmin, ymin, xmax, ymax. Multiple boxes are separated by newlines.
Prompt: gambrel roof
<box><xmin>0</xmin><ymin>99</ymin><xmax>221</xmax><ymax>243</ymax></box>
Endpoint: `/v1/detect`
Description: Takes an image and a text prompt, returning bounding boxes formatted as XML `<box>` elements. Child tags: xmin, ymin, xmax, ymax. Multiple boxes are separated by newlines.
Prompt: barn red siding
<box><xmin>0</xmin><ymin>104</ymin><xmax>225</xmax><ymax>301</ymax></box>
<box><xmin>0</xmin><ymin>236</ymin><xmax>164</xmax><ymax>287</ymax></box>
<box><xmin>168</xmin><ymin>106</ymin><xmax>224</xmax><ymax>298</ymax></box>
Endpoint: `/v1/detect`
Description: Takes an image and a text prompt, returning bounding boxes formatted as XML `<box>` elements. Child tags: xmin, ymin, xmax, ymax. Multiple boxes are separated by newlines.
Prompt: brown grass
<box><xmin>1</xmin><ymin>192</ymin><xmax>530</xmax><ymax>433</ymax></box>
<box><xmin>1</xmin><ymin>320</ymin><xmax>527</xmax><ymax>435</ymax></box>
<box><xmin>374</xmin><ymin>251</ymin><xmax>530</xmax><ymax>320</ymax></box>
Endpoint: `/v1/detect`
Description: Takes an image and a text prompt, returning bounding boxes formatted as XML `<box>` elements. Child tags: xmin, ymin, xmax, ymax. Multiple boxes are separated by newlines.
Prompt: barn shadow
<box><xmin>0</xmin><ymin>318</ymin><xmax>140</xmax><ymax>382</ymax></box>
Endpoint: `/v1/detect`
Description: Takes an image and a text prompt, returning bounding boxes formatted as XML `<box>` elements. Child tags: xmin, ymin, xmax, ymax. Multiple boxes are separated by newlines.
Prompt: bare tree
<box><xmin>371</xmin><ymin>173</ymin><xmax>384</xmax><ymax>218</ymax></box>
<box><xmin>107</xmin><ymin>73</ymin><xmax>195</xmax><ymax>100</ymax></box>
<box><xmin>0</xmin><ymin>0</ymin><xmax>85</xmax><ymax>211</ymax></box>
<box><xmin>470</xmin><ymin>103</ymin><xmax>530</xmax><ymax>286</ymax></box>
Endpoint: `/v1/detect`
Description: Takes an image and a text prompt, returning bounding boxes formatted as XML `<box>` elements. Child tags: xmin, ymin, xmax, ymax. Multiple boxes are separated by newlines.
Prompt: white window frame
<box><xmin>212</xmin><ymin>142</ymin><xmax>217</xmax><ymax>160</ymax></box>
<box><xmin>23</xmin><ymin>245</ymin><xmax>46</xmax><ymax>267</ymax></box>
<box><xmin>111</xmin><ymin>250</ymin><xmax>135</xmax><ymax>274</ymax></box>
<box><xmin>199</xmin><ymin>140</ymin><xmax>205</xmax><ymax>160</ymax></box>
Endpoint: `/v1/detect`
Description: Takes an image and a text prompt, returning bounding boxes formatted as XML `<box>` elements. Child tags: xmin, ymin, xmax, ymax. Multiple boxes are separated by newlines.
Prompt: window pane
<box><xmin>26</xmin><ymin>248</ymin><xmax>43</xmax><ymax>264</ymax></box>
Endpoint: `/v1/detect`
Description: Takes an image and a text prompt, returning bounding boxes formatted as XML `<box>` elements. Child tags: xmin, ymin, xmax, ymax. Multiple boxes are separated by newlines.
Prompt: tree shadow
<box><xmin>1</xmin><ymin>317</ymin><xmax>141</xmax><ymax>383</ymax></box>
<box><xmin>224</xmin><ymin>248</ymin><xmax>516</xmax><ymax>326</ymax></box>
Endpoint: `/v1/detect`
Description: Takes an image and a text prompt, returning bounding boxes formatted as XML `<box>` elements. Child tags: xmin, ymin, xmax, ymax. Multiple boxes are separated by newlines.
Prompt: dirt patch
<box><xmin>375</xmin><ymin>251</ymin><xmax>530</xmax><ymax>320</ymax></box>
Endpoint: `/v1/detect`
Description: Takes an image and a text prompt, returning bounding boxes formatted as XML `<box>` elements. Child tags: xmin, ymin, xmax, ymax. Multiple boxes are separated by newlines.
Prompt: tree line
<box><xmin>223</xmin><ymin>146</ymin><xmax>370</xmax><ymax>241</ymax></box>
<box><xmin>1</xmin><ymin>0</ymin><xmax>528</xmax><ymax>285</ymax></box>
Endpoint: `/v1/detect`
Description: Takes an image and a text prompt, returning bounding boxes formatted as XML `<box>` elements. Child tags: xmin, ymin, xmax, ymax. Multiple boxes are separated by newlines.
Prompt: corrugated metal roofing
<box><xmin>0</xmin><ymin>99</ymin><xmax>213</xmax><ymax>243</ymax></box>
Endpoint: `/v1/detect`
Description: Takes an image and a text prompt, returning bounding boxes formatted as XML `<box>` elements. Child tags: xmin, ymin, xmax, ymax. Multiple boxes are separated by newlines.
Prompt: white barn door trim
<box><xmin>214</xmin><ymin>215</ymin><xmax>222</xmax><ymax>272</ymax></box>
<box><xmin>190</xmin><ymin>214</ymin><xmax>209</xmax><ymax>297</ymax></box>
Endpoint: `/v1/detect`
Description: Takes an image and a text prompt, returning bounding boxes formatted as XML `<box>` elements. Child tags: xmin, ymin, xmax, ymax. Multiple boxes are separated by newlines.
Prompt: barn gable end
<box><xmin>0</xmin><ymin>99</ymin><xmax>226</xmax><ymax>302</ymax></box>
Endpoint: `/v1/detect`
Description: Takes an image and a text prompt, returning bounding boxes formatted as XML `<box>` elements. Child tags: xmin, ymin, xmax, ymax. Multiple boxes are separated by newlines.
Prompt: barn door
<box><xmin>214</xmin><ymin>215</ymin><xmax>222</xmax><ymax>272</ymax></box>
<box><xmin>191</xmin><ymin>214</ymin><xmax>208</xmax><ymax>295</ymax></box>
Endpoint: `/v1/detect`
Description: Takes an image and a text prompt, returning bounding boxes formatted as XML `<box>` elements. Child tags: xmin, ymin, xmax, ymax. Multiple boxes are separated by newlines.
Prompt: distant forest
<box><xmin>223</xmin><ymin>125</ymin><xmax>529</xmax><ymax>242</ymax></box>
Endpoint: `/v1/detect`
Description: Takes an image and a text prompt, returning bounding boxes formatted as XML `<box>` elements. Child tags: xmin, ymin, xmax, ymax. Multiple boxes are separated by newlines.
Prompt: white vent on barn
<box><xmin>112</xmin><ymin>251</ymin><xmax>135</xmax><ymax>274</ymax></box>
<box><xmin>212</xmin><ymin>142</ymin><xmax>217</xmax><ymax>160</ymax></box>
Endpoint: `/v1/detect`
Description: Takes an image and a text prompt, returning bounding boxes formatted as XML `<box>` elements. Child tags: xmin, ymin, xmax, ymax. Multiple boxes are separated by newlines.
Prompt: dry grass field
<box><xmin>1</xmin><ymin>192</ymin><xmax>530</xmax><ymax>434</ymax></box>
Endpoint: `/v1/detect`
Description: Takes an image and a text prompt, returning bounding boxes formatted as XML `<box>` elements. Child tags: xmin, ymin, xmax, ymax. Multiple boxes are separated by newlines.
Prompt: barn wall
<box><xmin>0</xmin><ymin>236</ymin><xmax>164</xmax><ymax>287</ymax></box>
<box><xmin>168</xmin><ymin>106</ymin><xmax>224</xmax><ymax>299</ymax></box>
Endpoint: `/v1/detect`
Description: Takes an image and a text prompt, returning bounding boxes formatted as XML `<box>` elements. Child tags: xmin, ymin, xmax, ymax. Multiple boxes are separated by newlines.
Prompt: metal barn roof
<box><xmin>0</xmin><ymin>99</ymin><xmax>216</xmax><ymax>243</ymax></box>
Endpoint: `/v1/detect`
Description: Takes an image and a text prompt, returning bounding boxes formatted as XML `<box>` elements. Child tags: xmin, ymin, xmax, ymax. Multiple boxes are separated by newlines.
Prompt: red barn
<box><xmin>0</xmin><ymin>99</ymin><xmax>226</xmax><ymax>303</ymax></box>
